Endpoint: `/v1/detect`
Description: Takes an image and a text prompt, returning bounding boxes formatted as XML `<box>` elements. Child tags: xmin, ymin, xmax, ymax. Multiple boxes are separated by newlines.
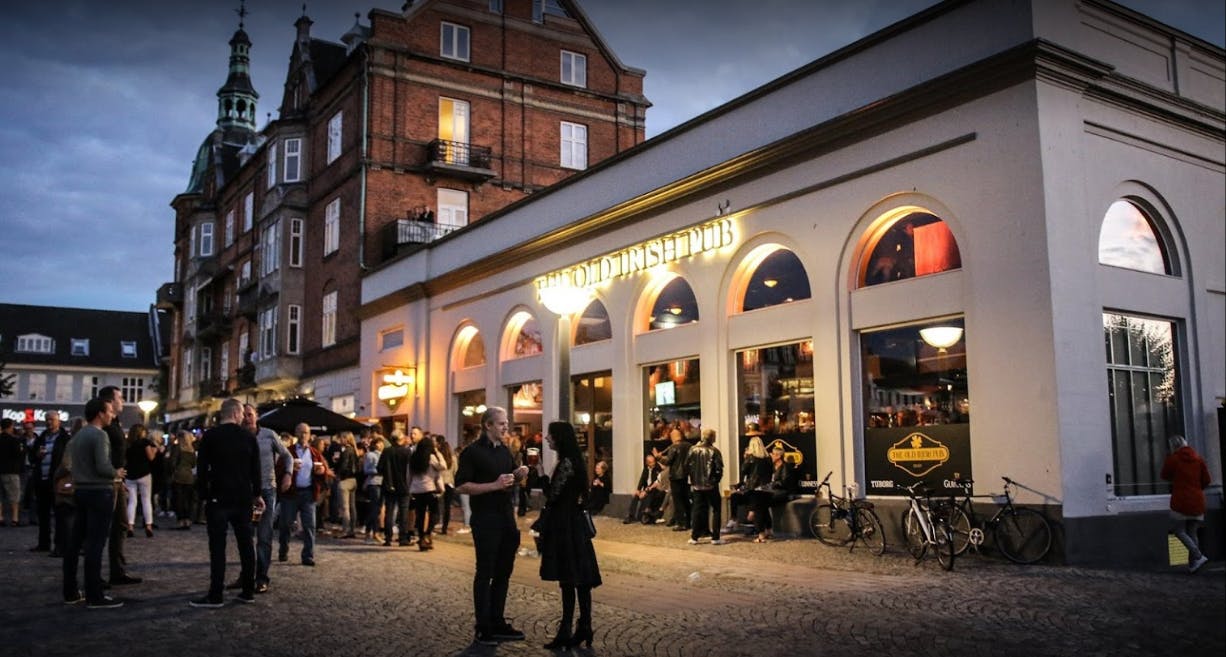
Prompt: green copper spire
<box><xmin>217</xmin><ymin>0</ymin><xmax>259</xmax><ymax>133</ymax></box>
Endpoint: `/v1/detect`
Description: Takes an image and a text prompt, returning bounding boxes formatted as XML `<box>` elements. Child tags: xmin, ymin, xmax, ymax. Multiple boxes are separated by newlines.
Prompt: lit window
<box><xmin>441</xmin><ymin>22</ymin><xmax>470</xmax><ymax>61</ymax></box>
<box><xmin>460</xmin><ymin>328</ymin><xmax>485</xmax><ymax>368</ymax></box>
<box><xmin>322</xmin><ymin>291</ymin><xmax>338</xmax><ymax>348</ymax></box>
<box><xmin>561</xmin><ymin>51</ymin><xmax>586</xmax><ymax>87</ymax></box>
<box><xmin>283</xmin><ymin>138</ymin><xmax>302</xmax><ymax>183</ymax></box>
<box><xmin>574</xmin><ymin>299</ymin><xmax>611</xmax><ymax>346</ymax></box>
<box><xmin>505</xmin><ymin>312</ymin><xmax>542</xmax><ymax>359</ymax></box>
<box><xmin>1098</xmin><ymin>200</ymin><xmax>1170</xmax><ymax>274</ymax></box>
<box><xmin>740</xmin><ymin>248</ymin><xmax>811</xmax><ymax>312</ymax></box>
<box><xmin>324</xmin><ymin>199</ymin><xmax>340</xmax><ymax>256</ymax></box>
<box><xmin>561</xmin><ymin>122</ymin><xmax>587</xmax><ymax>170</ymax></box>
<box><xmin>121</xmin><ymin>341</ymin><xmax>137</xmax><ymax>358</ymax></box>
<box><xmin>646</xmin><ymin>278</ymin><xmax>699</xmax><ymax>331</ymax></box>
<box><xmin>438</xmin><ymin>188</ymin><xmax>468</xmax><ymax>227</ymax></box>
<box><xmin>861</xmin><ymin>211</ymin><xmax>961</xmax><ymax>287</ymax></box>
<box><xmin>70</xmin><ymin>338</ymin><xmax>90</xmax><ymax>356</ymax></box>
<box><xmin>327</xmin><ymin>111</ymin><xmax>343</xmax><ymax>164</ymax></box>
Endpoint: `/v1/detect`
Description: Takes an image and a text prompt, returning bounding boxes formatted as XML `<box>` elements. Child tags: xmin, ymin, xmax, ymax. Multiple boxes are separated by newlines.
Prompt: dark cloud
<box><xmin>0</xmin><ymin>0</ymin><xmax>1220</xmax><ymax>311</ymax></box>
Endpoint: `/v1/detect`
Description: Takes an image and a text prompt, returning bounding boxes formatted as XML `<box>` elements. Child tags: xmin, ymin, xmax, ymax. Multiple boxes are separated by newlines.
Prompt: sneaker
<box><xmin>64</xmin><ymin>591</ymin><xmax>85</xmax><ymax>605</ymax></box>
<box><xmin>490</xmin><ymin>621</ymin><xmax>526</xmax><ymax>641</ymax></box>
<box><xmin>456</xmin><ymin>527</ymin><xmax>472</xmax><ymax>534</ymax></box>
<box><xmin>711</xmin><ymin>539</ymin><xmax>726</xmax><ymax>545</ymax></box>
<box><xmin>189</xmin><ymin>597</ymin><xmax>224</xmax><ymax>609</ymax></box>
<box><xmin>687</xmin><ymin>538</ymin><xmax>700</xmax><ymax>545</ymax></box>
<box><xmin>474</xmin><ymin>629</ymin><xmax>499</xmax><ymax>646</ymax></box>
<box><xmin>237</xmin><ymin>591</ymin><xmax>256</xmax><ymax>604</ymax></box>
<box><xmin>255</xmin><ymin>582</ymin><xmax>270</xmax><ymax>594</ymax></box>
<box><xmin>1190</xmin><ymin>555</ymin><xmax>1209</xmax><ymax>573</ymax></box>
<box><xmin>87</xmin><ymin>596</ymin><xmax>124</xmax><ymax>609</ymax></box>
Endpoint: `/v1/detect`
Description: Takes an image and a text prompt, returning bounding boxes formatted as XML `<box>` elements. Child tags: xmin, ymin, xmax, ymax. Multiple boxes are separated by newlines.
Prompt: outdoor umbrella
<box><xmin>257</xmin><ymin>397</ymin><xmax>369</xmax><ymax>436</ymax></box>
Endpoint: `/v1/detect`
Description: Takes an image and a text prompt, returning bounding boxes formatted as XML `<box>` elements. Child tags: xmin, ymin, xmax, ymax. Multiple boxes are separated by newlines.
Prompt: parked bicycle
<box><xmin>945</xmin><ymin>476</ymin><xmax>1052</xmax><ymax>564</ymax></box>
<box><xmin>809</xmin><ymin>471</ymin><xmax>886</xmax><ymax>555</ymax></box>
<box><xmin>897</xmin><ymin>481</ymin><xmax>955</xmax><ymax>571</ymax></box>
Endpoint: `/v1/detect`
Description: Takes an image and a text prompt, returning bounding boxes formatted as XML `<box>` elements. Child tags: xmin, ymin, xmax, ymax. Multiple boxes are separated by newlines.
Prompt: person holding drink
<box><xmin>455</xmin><ymin>406</ymin><xmax>530</xmax><ymax>646</ymax></box>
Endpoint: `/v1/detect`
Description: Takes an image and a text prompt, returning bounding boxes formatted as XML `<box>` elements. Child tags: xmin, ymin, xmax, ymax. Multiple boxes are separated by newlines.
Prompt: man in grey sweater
<box><xmin>241</xmin><ymin>403</ymin><xmax>291</xmax><ymax>593</ymax></box>
<box><xmin>62</xmin><ymin>398</ymin><xmax>127</xmax><ymax>608</ymax></box>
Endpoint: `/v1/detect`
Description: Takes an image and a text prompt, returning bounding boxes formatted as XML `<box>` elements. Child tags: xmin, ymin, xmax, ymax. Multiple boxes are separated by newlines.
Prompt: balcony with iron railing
<box><xmin>381</xmin><ymin>219</ymin><xmax>462</xmax><ymax>262</ymax></box>
<box><xmin>425</xmin><ymin>138</ymin><xmax>495</xmax><ymax>182</ymax></box>
<box><xmin>195</xmin><ymin>310</ymin><xmax>232</xmax><ymax>342</ymax></box>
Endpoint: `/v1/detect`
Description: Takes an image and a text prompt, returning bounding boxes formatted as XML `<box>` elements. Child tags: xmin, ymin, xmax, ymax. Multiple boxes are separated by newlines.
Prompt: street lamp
<box><xmin>137</xmin><ymin>399</ymin><xmax>159</xmax><ymax>427</ymax></box>
<box><xmin>538</xmin><ymin>283</ymin><xmax>593</xmax><ymax>424</ymax></box>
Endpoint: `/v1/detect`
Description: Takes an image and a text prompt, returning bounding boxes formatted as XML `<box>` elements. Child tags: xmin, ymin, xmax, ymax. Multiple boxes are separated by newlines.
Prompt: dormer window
<box><xmin>121</xmin><ymin>341</ymin><xmax>138</xmax><ymax>359</ymax></box>
<box><xmin>441</xmin><ymin>22</ymin><xmax>470</xmax><ymax>62</ymax></box>
<box><xmin>71</xmin><ymin>338</ymin><xmax>90</xmax><ymax>356</ymax></box>
<box><xmin>16</xmin><ymin>334</ymin><xmax>54</xmax><ymax>354</ymax></box>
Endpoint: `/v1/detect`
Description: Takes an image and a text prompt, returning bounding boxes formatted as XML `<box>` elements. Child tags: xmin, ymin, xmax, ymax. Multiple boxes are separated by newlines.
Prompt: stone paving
<box><xmin>0</xmin><ymin>511</ymin><xmax>1222</xmax><ymax>657</ymax></box>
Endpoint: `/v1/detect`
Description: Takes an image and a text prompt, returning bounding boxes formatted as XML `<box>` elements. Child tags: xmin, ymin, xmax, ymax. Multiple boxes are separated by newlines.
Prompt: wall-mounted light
<box><xmin>763</xmin><ymin>278</ymin><xmax>778</xmax><ymax>288</ymax></box>
<box><xmin>377</xmin><ymin>367</ymin><xmax>415</xmax><ymax>410</ymax></box>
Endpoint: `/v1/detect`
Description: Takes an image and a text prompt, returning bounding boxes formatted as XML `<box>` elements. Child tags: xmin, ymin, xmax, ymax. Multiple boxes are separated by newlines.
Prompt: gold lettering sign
<box><xmin>534</xmin><ymin>217</ymin><xmax>735</xmax><ymax>293</ymax></box>
<box><xmin>886</xmin><ymin>432</ymin><xmax>951</xmax><ymax>478</ymax></box>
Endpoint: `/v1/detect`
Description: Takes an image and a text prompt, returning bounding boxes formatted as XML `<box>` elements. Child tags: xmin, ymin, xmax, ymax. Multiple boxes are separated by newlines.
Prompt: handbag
<box><xmin>55</xmin><ymin>472</ymin><xmax>74</xmax><ymax>496</ymax></box>
<box><xmin>582</xmin><ymin>509</ymin><xmax>597</xmax><ymax>538</ymax></box>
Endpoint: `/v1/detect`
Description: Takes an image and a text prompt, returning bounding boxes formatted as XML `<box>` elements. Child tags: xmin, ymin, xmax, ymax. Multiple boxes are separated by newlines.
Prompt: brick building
<box><xmin>161</xmin><ymin>0</ymin><xmax>649</xmax><ymax>427</ymax></box>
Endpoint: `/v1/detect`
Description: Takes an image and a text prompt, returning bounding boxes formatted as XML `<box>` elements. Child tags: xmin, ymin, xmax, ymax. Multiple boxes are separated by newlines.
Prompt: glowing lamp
<box><xmin>919</xmin><ymin>326</ymin><xmax>963</xmax><ymax>350</ymax></box>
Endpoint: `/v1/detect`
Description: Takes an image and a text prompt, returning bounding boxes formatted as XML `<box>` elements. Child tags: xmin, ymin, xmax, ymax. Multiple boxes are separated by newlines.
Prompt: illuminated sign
<box><xmin>534</xmin><ymin>217</ymin><xmax>734</xmax><ymax>292</ymax></box>
<box><xmin>1</xmin><ymin>408</ymin><xmax>69</xmax><ymax>423</ymax></box>
<box><xmin>887</xmin><ymin>432</ymin><xmax>951</xmax><ymax>478</ymax></box>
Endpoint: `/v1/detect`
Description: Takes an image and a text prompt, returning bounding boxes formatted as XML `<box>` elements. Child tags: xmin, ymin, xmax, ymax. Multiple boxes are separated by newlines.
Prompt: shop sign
<box><xmin>1</xmin><ymin>407</ymin><xmax>71</xmax><ymax>424</ymax></box>
<box><xmin>864</xmin><ymin>424</ymin><xmax>971</xmax><ymax>496</ymax></box>
<box><xmin>535</xmin><ymin>217</ymin><xmax>734</xmax><ymax>292</ymax></box>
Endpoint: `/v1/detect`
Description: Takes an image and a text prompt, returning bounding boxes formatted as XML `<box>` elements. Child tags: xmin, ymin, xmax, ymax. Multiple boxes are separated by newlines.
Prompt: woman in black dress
<box><xmin>538</xmin><ymin>421</ymin><xmax>602</xmax><ymax>649</ymax></box>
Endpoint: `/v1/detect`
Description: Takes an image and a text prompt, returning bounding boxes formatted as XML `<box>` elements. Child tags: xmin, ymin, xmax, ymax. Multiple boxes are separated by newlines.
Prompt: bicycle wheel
<box><xmin>811</xmin><ymin>503</ymin><xmax>851</xmax><ymax>546</ymax></box>
<box><xmin>854</xmin><ymin>506</ymin><xmax>886</xmax><ymax>556</ymax></box>
<box><xmin>946</xmin><ymin>504</ymin><xmax>972</xmax><ymax>556</ymax></box>
<box><xmin>902</xmin><ymin>510</ymin><xmax>926</xmax><ymax>561</ymax></box>
<box><xmin>994</xmin><ymin>507</ymin><xmax>1052</xmax><ymax>564</ymax></box>
<box><xmin>934</xmin><ymin>519</ymin><xmax>956</xmax><ymax>571</ymax></box>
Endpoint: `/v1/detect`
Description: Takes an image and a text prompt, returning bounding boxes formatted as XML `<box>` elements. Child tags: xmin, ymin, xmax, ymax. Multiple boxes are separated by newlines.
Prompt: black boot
<box><xmin>569</xmin><ymin>620</ymin><xmax>592</xmax><ymax>648</ymax></box>
<box><xmin>543</xmin><ymin>624</ymin><xmax>572</xmax><ymax>650</ymax></box>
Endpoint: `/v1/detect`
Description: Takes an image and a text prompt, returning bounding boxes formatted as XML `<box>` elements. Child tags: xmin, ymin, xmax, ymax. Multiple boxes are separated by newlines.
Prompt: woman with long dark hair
<box><xmin>407</xmin><ymin>434</ymin><xmax>443</xmax><ymax>551</ymax></box>
<box><xmin>538</xmin><ymin>421</ymin><xmax>601</xmax><ymax>649</ymax></box>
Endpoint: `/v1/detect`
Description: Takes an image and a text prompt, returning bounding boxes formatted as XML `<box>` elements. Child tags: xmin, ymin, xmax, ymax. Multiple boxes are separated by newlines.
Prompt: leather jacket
<box><xmin>686</xmin><ymin>443</ymin><xmax>723</xmax><ymax>490</ymax></box>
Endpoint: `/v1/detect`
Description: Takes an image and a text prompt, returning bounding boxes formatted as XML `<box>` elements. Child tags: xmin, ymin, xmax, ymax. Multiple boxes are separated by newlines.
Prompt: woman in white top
<box><xmin>407</xmin><ymin>435</ymin><xmax>444</xmax><ymax>551</ymax></box>
<box><xmin>436</xmin><ymin>436</ymin><xmax>458</xmax><ymax>534</ymax></box>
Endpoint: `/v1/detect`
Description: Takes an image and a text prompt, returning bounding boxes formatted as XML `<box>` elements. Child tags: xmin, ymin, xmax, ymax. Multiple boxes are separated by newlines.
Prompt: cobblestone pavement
<box><xmin>1</xmin><ymin>511</ymin><xmax>1221</xmax><ymax>657</ymax></box>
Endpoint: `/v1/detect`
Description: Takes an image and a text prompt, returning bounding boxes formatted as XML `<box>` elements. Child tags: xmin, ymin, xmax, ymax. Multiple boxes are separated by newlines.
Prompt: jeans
<box><xmin>205</xmin><ymin>501</ymin><xmax>255</xmax><ymax>599</ymax></box>
<box><xmin>109</xmin><ymin>482</ymin><xmax>129</xmax><ymax>579</ymax></box>
<box><xmin>1172</xmin><ymin>513</ymin><xmax>1205</xmax><ymax>562</ymax></box>
<box><xmin>364</xmin><ymin>485</ymin><xmax>382</xmax><ymax>534</ymax></box>
<box><xmin>337</xmin><ymin>478</ymin><xmax>357</xmax><ymax>535</ymax></box>
<box><xmin>125</xmin><ymin>474</ymin><xmax>153</xmax><ymax>528</ymax></box>
<box><xmin>63</xmin><ymin>487</ymin><xmax>113</xmax><ymax>602</ymax></box>
<box><xmin>691</xmin><ymin>487</ymin><xmax>722</xmax><ymax>541</ymax></box>
<box><xmin>254</xmin><ymin>488</ymin><xmax>277</xmax><ymax>584</ymax></box>
<box><xmin>471</xmin><ymin>522</ymin><xmax>520</xmax><ymax>632</ymax></box>
<box><xmin>384</xmin><ymin>493</ymin><xmax>412</xmax><ymax>544</ymax></box>
<box><xmin>278</xmin><ymin>489</ymin><xmax>316</xmax><ymax>562</ymax></box>
<box><xmin>460</xmin><ymin>493</ymin><xmax>472</xmax><ymax>526</ymax></box>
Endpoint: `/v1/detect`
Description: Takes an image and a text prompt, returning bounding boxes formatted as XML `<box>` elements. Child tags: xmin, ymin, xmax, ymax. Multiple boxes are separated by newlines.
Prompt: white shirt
<box><xmin>293</xmin><ymin>444</ymin><xmax>314</xmax><ymax>489</ymax></box>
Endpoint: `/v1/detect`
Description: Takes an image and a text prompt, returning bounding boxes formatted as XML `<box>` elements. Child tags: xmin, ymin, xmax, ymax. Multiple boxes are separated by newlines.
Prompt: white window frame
<box><xmin>239</xmin><ymin>332</ymin><xmax>250</xmax><ymax>365</ymax></box>
<box><xmin>266</xmin><ymin>142</ymin><xmax>277</xmax><ymax>189</ymax></box>
<box><xmin>243</xmin><ymin>192</ymin><xmax>254</xmax><ymax>232</ymax></box>
<box><xmin>224</xmin><ymin>209</ymin><xmax>235</xmax><ymax>246</ymax></box>
<box><xmin>261</xmin><ymin>220</ymin><xmax>280</xmax><ymax>276</ymax></box>
<box><xmin>200</xmin><ymin>348</ymin><xmax>212</xmax><ymax>383</ymax></box>
<box><xmin>289</xmin><ymin>218</ymin><xmax>304</xmax><ymax>267</ymax></box>
<box><xmin>55</xmin><ymin>375</ymin><xmax>74</xmax><ymax>402</ymax></box>
<box><xmin>322</xmin><ymin>291</ymin><xmax>338</xmax><ymax>348</ymax></box>
<box><xmin>27</xmin><ymin>373</ymin><xmax>47</xmax><ymax>400</ymax></box>
<box><xmin>441</xmin><ymin>22</ymin><xmax>470</xmax><ymax>62</ymax></box>
<box><xmin>327</xmin><ymin>111</ymin><xmax>343</xmax><ymax>164</ymax></box>
<box><xmin>324</xmin><ymin>199</ymin><xmax>340</xmax><ymax>256</ymax></box>
<box><xmin>561</xmin><ymin>50</ymin><xmax>586</xmax><ymax>87</ymax></box>
<box><xmin>15</xmin><ymin>334</ymin><xmax>53</xmax><ymax>354</ymax></box>
<box><xmin>121</xmin><ymin>341</ymin><xmax>137</xmax><ymax>358</ymax></box>
<box><xmin>70</xmin><ymin>338</ymin><xmax>90</xmax><ymax>356</ymax></box>
<box><xmin>380</xmin><ymin>327</ymin><xmax>404</xmax><ymax>351</ymax></box>
<box><xmin>220</xmin><ymin>340</ymin><xmax>230</xmax><ymax>382</ymax></box>
<box><xmin>287</xmin><ymin>304</ymin><xmax>302</xmax><ymax>355</ymax></box>
<box><xmin>239</xmin><ymin>260</ymin><xmax>252</xmax><ymax>286</ymax></box>
<box><xmin>561</xmin><ymin>122</ymin><xmax>587</xmax><ymax>170</ymax></box>
<box><xmin>260</xmin><ymin>307</ymin><xmax>278</xmax><ymax>359</ymax></box>
<box><xmin>182</xmin><ymin>351</ymin><xmax>193</xmax><ymax>389</ymax></box>
<box><xmin>199</xmin><ymin>222</ymin><xmax>214</xmax><ymax>257</ymax></box>
<box><xmin>284</xmin><ymin>138</ymin><xmax>302</xmax><ymax>183</ymax></box>
<box><xmin>437</xmin><ymin>188</ymin><xmax>468</xmax><ymax>227</ymax></box>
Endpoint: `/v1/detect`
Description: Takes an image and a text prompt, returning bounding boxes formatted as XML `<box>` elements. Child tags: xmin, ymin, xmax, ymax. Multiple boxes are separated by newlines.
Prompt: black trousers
<box><xmin>412</xmin><ymin>491</ymin><xmax>438</xmax><ymax>539</ymax></box>
<box><xmin>54</xmin><ymin>503</ymin><xmax>74</xmax><ymax>555</ymax></box>
<box><xmin>669</xmin><ymin>479</ymin><xmax>691</xmax><ymax>528</ymax></box>
<box><xmin>690</xmin><ymin>487</ymin><xmax>722</xmax><ymax>541</ymax></box>
<box><xmin>108</xmin><ymin>483</ymin><xmax>129</xmax><ymax>578</ymax></box>
<box><xmin>626</xmin><ymin>490</ymin><xmax>664</xmax><ymax>522</ymax></box>
<box><xmin>471</xmin><ymin>522</ymin><xmax>520</xmax><ymax>632</ymax></box>
<box><xmin>205</xmin><ymin>502</ymin><xmax>255</xmax><ymax>599</ymax></box>
<box><xmin>63</xmin><ymin>488</ymin><xmax>113</xmax><ymax>603</ymax></box>
<box><xmin>33</xmin><ymin>479</ymin><xmax>54</xmax><ymax>548</ymax></box>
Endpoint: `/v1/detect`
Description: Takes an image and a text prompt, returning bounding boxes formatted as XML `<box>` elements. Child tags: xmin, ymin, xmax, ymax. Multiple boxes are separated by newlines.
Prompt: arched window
<box><xmin>741</xmin><ymin>248</ymin><xmax>811</xmax><ymax>312</ymax></box>
<box><xmin>503</xmin><ymin>310</ymin><xmax>543</xmax><ymax>359</ymax></box>
<box><xmin>647</xmin><ymin>277</ymin><xmax>699</xmax><ymax>331</ymax></box>
<box><xmin>574</xmin><ymin>299</ymin><xmax>612</xmax><ymax>346</ymax></box>
<box><xmin>454</xmin><ymin>325</ymin><xmax>485</xmax><ymax>369</ymax></box>
<box><xmin>861</xmin><ymin>211</ymin><xmax>961</xmax><ymax>287</ymax></box>
<box><xmin>1098</xmin><ymin>200</ymin><xmax>1171</xmax><ymax>274</ymax></box>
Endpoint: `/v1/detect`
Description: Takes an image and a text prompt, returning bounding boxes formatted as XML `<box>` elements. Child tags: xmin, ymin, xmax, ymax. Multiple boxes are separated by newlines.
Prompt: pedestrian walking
<box><xmin>1161</xmin><ymin>434</ymin><xmax>1211</xmax><ymax>573</ymax></box>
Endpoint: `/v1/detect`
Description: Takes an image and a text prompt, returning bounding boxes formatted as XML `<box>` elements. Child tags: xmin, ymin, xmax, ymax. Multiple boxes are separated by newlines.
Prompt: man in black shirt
<box><xmin>99</xmin><ymin>386</ymin><xmax>142</xmax><ymax>585</ymax></box>
<box><xmin>190</xmin><ymin>398</ymin><xmax>263</xmax><ymax>608</ymax></box>
<box><xmin>455</xmin><ymin>406</ymin><xmax>529</xmax><ymax>646</ymax></box>
<box><xmin>29</xmin><ymin>412</ymin><xmax>71</xmax><ymax>552</ymax></box>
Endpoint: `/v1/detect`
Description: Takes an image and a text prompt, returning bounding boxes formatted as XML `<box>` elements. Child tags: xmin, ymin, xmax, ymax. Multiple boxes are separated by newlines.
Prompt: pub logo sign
<box><xmin>886</xmin><ymin>432</ymin><xmax>950</xmax><ymax>478</ymax></box>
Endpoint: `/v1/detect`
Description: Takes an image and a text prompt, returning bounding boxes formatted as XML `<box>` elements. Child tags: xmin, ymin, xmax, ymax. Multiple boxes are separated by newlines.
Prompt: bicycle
<box><xmin>897</xmin><ymin>481</ymin><xmax>955</xmax><ymax>571</ymax></box>
<box><xmin>809</xmin><ymin>471</ymin><xmax>886</xmax><ymax>555</ymax></box>
<box><xmin>945</xmin><ymin>476</ymin><xmax>1052</xmax><ymax>564</ymax></box>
